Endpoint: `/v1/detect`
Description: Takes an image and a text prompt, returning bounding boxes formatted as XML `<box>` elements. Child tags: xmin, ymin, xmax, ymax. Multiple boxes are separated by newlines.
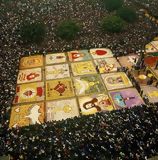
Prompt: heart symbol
<box><xmin>96</xmin><ymin>50</ymin><xmax>107</xmax><ymax>56</ymax></box>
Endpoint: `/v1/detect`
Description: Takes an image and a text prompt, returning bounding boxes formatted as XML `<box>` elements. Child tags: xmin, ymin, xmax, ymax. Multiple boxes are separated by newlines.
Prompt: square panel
<box><xmin>19</xmin><ymin>55</ymin><xmax>43</xmax><ymax>69</ymax></box>
<box><xmin>90</xmin><ymin>48</ymin><xmax>113</xmax><ymax>59</ymax></box>
<box><xmin>46</xmin><ymin>98</ymin><xmax>79</xmax><ymax>121</ymax></box>
<box><xmin>101</xmin><ymin>72</ymin><xmax>133</xmax><ymax>90</ymax></box>
<box><xmin>45</xmin><ymin>64</ymin><xmax>70</xmax><ymax>80</ymax></box>
<box><xmin>46</xmin><ymin>53</ymin><xmax>67</xmax><ymax>65</ymax></box>
<box><xmin>71</xmin><ymin>61</ymin><xmax>97</xmax><ymax>76</ymax></box>
<box><xmin>73</xmin><ymin>75</ymin><xmax>105</xmax><ymax>96</ymax></box>
<box><xmin>145</xmin><ymin>41</ymin><xmax>158</xmax><ymax>53</ymax></box>
<box><xmin>118</xmin><ymin>55</ymin><xmax>139</xmax><ymax>69</ymax></box>
<box><xmin>68</xmin><ymin>50</ymin><xmax>91</xmax><ymax>62</ymax></box>
<box><xmin>78</xmin><ymin>94</ymin><xmax>114</xmax><ymax>115</ymax></box>
<box><xmin>17</xmin><ymin>68</ymin><xmax>42</xmax><ymax>84</ymax></box>
<box><xmin>13</xmin><ymin>82</ymin><xmax>44</xmax><ymax>104</ymax></box>
<box><xmin>109</xmin><ymin>88</ymin><xmax>144</xmax><ymax>109</ymax></box>
<box><xmin>9</xmin><ymin>102</ymin><xmax>44</xmax><ymax>128</ymax></box>
<box><xmin>46</xmin><ymin>78</ymin><xmax>75</xmax><ymax>100</ymax></box>
<box><xmin>141</xmin><ymin>85</ymin><xmax>158</xmax><ymax>103</ymax></box>
<box><xmin>94</xmin><ymin>57</ymin><xmax>121</xmax><ymax>73</ymax></box>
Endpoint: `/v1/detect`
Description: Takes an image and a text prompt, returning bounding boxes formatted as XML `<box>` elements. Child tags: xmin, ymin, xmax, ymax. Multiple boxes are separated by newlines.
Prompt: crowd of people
<box><xmin>132</xmin><ymin>0</ymin><xmax>158</xmax><ymax>17</ymax></box>
<box><xmin>0</xmin><ymin>0</ymin><xmax>158</xmax><ymax>159</ymax></box>
<box><xmin>5</xmin><ymin>105</ymin><xmax>158</xmax><ymax>159</ymax></box>
<box><xmin>1</xmin><ymin>0</ymin><xmax>158</xmax><ymax>54</ymax></box>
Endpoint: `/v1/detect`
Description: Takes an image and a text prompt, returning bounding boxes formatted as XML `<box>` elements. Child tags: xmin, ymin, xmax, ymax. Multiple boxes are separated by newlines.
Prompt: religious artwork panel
<box><xmin>45</xmin><ymin>64</ymin><xmax>70</xmax><ymax>80</ymax></box>
<box><xmin>46</xmin><ymin>98</ymin><xmax>79</xmax><ymax>121</ymax></box>
<box><xmin>46</xmin><ymin>53</ymin><xmax>67</xmax><ymax>65</ymax></box>
<box><xmin>78</xmin><ymin>94</ymin><xmax>114</xmax><ymax>115</ymax></box>
<box><xmin>73</xmin><ymin>75</ymin><xmax>105</xmax><ymax>96</ymax></box>
<box><xmin>118</xmin><ymin>55</ymin><xmax>139</xmax><ymax>69</ymax></box>
<box><xmin>17</xmin><ymin>68</ymin><xmax>42</xmax><ymax>84</ymax></box>
<box><xmin>94</xmin><ymin>57</ymin><xmax>121</xmax><ymax>73</ymax></box>
<box><xmin>71</xmin><ymin>61</ymin><xmax>96</xmax><ymax>76</ymax></box>
<box><xmin>101</xmin><ymin>72</ymin><xmax>133</xmax><ymax>90</ymax></box>
<box><xmin>109</xmin><ymin>88</ymin><xmax>144</xmax><ymax>109</ymax></box>
<box><xmin>13</xmin><ymin>82</ymin><xmax>44</xmax><ymax>104</ymax></box>
<box><xmin>90</xmin><ymin>48</ymin><xmax>113</xmax><ymax>59</ymax></box>
<box><xmin>19</xmin><ymin>55</ymin><xmax>43</xmax><ymax>69</ymax></box>
<box><xmin>145</xmin><ymin>41</ymin><xmax>158</xmax><ymax>53</ymax></box>
<box><xmin>9</xmin><ymin>102</ymin><xmax>44</xmax><ymax>128</ymax></box>
<box><xmin>46</xmin><ymin>78</ymin><xmax>75</xmax><ymax>100</ymax></box>
<box><xmin>141</xmin><ymin>86</ymin><xmax>158</xmax><ymax>103</ymax></box>
<box><xmin>68</xmin><ymin>50</ymin><xmax>91</xmax><ymax>62</ymax></box>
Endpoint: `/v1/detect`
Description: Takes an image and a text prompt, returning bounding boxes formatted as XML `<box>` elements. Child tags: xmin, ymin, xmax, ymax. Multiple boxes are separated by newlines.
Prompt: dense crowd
<box><xmin>4</xmin><ymin>105</ymin><xmax>158</xmax><ymax>159</ymax></box>
<box><xmin>0</xmin><ymin>0</ymin><xmax>158</xmax><ymax>159</ymax></box>
<box><xmin>132</xmin><ymin>0</ymin><xmax>158</xmax><ymax>17</ymax></box>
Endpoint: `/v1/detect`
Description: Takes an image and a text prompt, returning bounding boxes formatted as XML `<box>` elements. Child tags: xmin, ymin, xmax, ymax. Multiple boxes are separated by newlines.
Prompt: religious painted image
<box><xmin>78</xmin><ymin>94</ymin><xmax>114</xmax><ymax>115</ymax></box>
<box><xmin>141</xmin><ymin>86</ymin><xmax>158</xmax><ymax>103</ymax></box>
<box><xmin>145</xmin><ymin>41</ymin><xmax>158</xmax><ymax>53</ymax></box>
<box><xmin>45</xmin><ymin>64</ymin><xmax>70</xmax><ymax>80</ymax></box>
<box><xmin>90</xmin><ymin>48</ymin><xmax>113</xmax><ymax>59</ymax></box>
<box><xmin>46</xmin><ymin>53</ymin><xmax>67</xmax><ymax>65</ymax></box>
<box><xmin>109</xmin><ymin>88</ymin><xmax>144</xmax><ymax>109</ymax></box>
<box><xmin>17</xmin><ymin>68</ymin><xmax>42</xmax><ymax>84</ymax></box>
<box><xmin>19</xmin><ymin>55</ymin><xmax>43</xmax><ymax>69</ymax></box>
<box><xmin>71</xmin><ymin>61</ymin><xmax>96</xmax><ymax>76</ymax></box>
<box><xmin>68</xmin><ymin>50</ymin><xmax>91</xmax><ymax>62</ymax></box>
<box><xmin>46</xmin><ymin>98</ymin><xmax>79</xmax><ymax>121</ymax></box>
<box><xmin>13</xmin><ymin>82</ymin><xmax>44</xmax><ymax>104</ymax></box>
<box><xmin>118</xmin><ymin>55</ymin><xmax>139</xmax><ymax>69</ymax></box>
<box><xmin>73</xmin><ymin>75</ymin><xmax>105</xmax><ymax>96</ymax></box>
<box><xmin>101</xmin><ymin>72</ymin><xmax>133</xmax><ymax>90</ymax></box>
<box><xmin>9</xmin><ymin>102</ymin><xmax>44</xmax><ymax>128</ymax></box>
<box><xmin>46</xmin><ymin>78</ymin><xmax>75</xmax><ymax>100</ymax></box>
<box><xmin>94</xmin><ymin>57</ymin><xmax>120</xmax><ymax>73</ymax></box>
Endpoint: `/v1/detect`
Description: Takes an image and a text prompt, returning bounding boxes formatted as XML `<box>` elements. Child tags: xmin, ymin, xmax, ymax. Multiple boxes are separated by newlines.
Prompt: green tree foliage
<box><xmin>117</xmin><ymin>7</ymin><xmax>137</xmax><ymax>23</ymax></box>
<box><xmin>56</xmin><ymin>20</ymin><xmax>80</xmax><ymax>41</ymax></box>
<box><xmin>101</xmin><ymin>16</ymin><xmax>125</xmax><ymax>33</ymax></box>
<box><xmin>20</xmin><ymin>22</ymin><xmax>46</xmax><ymax>44</ymax></box>
<box><xmin>103</xmin><ymin>0</ymin><xmax>123</xmax><ymax>11</ymax></box>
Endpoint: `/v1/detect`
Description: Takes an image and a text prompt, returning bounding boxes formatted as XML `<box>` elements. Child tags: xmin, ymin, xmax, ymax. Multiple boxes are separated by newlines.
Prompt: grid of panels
<box><xmin>10</xmin><ymin>49</ymin><xmax>143</xmax><ymax>128</ymax></box>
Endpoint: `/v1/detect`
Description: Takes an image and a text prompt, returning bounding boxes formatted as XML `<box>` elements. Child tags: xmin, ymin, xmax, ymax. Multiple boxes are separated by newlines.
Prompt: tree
<box><xmin>101</xmin><ymin>16</ymin><xmax>125</xmax><ymax>33</ymax></box>
<box><xmin>117</xmin><ymin>7</ymin><xmax>137</xmax><ymax>23</ymax></box>
<box><xmin>56</xmin><ymin>20</ymin><xmax>80</xmax><ymax>41</ymax></box>
<box><xmin>103</xmin><ymin>0</ymin><xmax>123</xmax><ymax>12</ymax></box>
<box><xmin>20</xmin><ymin>22</ymin><xmax>46</xmax><ymax>44</ymax></box>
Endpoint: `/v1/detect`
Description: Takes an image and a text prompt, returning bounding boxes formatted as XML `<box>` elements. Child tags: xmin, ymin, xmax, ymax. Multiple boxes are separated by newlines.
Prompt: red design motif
<box><xmin>37</xmin><ymin>87</ymin><xmax>43</xmax><ymax>97</ymax></box>
<box><xmin>71</xmin><ymin>52</ymin><xmax>84</xmax><ymax>60</ymax></box>
<box><xmin>54</xmin><ymin>81</ymin><xmax>67</xmax><ymax>96</ymax></box>
<box><xmin>96</xmin><ymin>50</ymin><xmax>107</xmax><ymax>56</ymax></box>
<box><xmin>14</xmin><ymin>96</ymin><xmax>19</xmax><ymax>103</ymax></box>
<box><xmin>26</xmin><ymin>73</ymin><xmax>40</xmax><ymax>80</ymax></box>
<box><xmin>16</xmin><ymin>86</ymin><xmax>20</xmax><ymax>92</ymax></box>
